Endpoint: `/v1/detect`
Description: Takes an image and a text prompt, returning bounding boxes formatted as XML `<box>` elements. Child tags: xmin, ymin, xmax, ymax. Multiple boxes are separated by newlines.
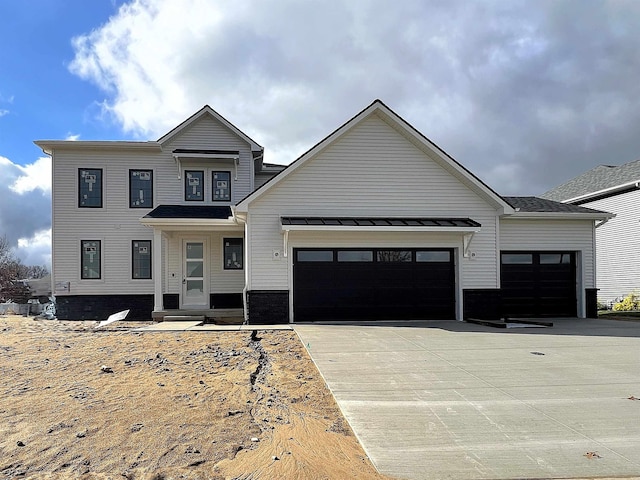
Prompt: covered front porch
<box><xmin>141</xmin><ymin>205</ymin><xmax>247</xmax><ymax>320</ymax></box>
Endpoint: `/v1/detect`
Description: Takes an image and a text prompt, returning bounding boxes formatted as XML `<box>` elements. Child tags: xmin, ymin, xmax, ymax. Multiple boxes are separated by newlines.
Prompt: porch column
<box><xmin>153</xmin><ymin>228</ymin><xmax>164</xmax><ymax>312</ymax></box>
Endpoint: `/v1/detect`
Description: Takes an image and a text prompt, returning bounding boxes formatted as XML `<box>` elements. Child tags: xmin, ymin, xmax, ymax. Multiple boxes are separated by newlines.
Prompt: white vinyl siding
<box><xmin>165</xmin><ymin>232</ymin><xmax>244</xmax><ymax>295</ymax></box>
<box><xmin>582</xmin><ymin>189</ymin><xmax>640</xmax><ymax>303</ymax></box>
<box><xmin>164</xmin><ymin>115</ymin><xmax>254</xmax><ymax>201</ymax></box>
<box><xmin>51</xmin><ymin>113</ymin><xmax>255</xmax><ymax>296</ymax></box>
<box><xmin>246</xmin><ymin>114</ymin><xmax>501</xmax><ymax>291</ymax></box>
<box><xmin>499</xmin><ymin>218</ymin><xmax>596</xmax><ymax>288</ymax></box>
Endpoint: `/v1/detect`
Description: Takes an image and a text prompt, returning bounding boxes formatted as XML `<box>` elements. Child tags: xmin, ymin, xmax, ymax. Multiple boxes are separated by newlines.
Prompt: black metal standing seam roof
<box><xmin>281</xmin><ymin>217</ymin><xmax>481</xmax><ymax>228</ymax></box>
<box><xmin>503</xmin><ymin>197</ymin><xmax>609</xmax><ymax>214</ymax></box>
<box><xmin>144</xmin><ymin>205</ymin><xmax>232</xmax><ymax>219</ymax></box>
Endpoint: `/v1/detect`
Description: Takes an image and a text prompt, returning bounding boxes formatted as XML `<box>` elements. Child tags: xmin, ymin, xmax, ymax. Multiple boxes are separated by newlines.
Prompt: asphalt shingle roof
<box><xmin>540</xmin><ymin>158</ymin><xmax>640</xmax><ymax>202</ymax></box>
<box><xmin>503</xmin><ymin>196</ymin><xmax>607</xmax><ymax>214</ymax></box>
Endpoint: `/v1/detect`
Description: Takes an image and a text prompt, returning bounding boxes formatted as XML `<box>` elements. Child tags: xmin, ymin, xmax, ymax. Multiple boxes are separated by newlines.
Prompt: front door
<box><xmin>182</xmin><ymin>239</ymin><xmax>208</xmax><ymax>308</ymax></box>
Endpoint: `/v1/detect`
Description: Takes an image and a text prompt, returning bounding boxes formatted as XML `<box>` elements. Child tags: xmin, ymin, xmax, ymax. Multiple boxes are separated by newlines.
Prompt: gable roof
<box><xmin>541</xmin><ymin>158</ymin><xmax>640</xmax><ymax>203</ymax></box>
<box><xmin>157</xmin><ymin>105</ymin><xmax>263</xmax><ymax>152</ymax></box>
<box><xmin>236</xmin><ymin>99</ymin><xmax>514</xmax><ymax>214</ymax></box>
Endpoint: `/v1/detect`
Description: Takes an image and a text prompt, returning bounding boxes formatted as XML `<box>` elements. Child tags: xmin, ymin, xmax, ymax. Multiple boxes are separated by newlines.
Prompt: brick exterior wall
<box><xmin>247</xmin><ymin>290</ymin><xmax>289</xmax><ymax>324</ymax></box>
<box><xmin>55</xmin><ymin>295</ymin><xmax>154</xmax><ymax>321</ymax></box>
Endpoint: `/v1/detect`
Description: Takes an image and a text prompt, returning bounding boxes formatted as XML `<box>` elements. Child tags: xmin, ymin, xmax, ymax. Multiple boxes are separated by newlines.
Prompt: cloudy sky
<box><xmin>2</xmin><ymin>0</ymin><xmax>640</xmax><ymax>267</ymax></box>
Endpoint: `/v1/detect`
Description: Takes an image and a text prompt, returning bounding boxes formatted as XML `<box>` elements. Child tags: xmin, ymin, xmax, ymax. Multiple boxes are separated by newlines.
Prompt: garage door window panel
<box><xmin>297</xmin><ymin>250</ymin><xmax>334</xmax><ymax>262</ymax></box>
<box><xmin>416</xmin><ymin>251</ymin><xmax>451</xmax><ymax>262</ymax></box>
<box><xmin>337</xmin><ymin>250</ymin><xmax>373</xmax><ymax>262</ymax></box>
<box><xmin>377</xmin><ymin>250</ymin><xmax>412</xmax><ymax>262</ymax></box>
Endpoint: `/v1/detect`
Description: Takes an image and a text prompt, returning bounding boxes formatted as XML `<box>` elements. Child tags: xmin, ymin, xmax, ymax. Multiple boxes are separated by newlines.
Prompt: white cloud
<box><xmin>0</xmin><ymin>155</ymin><xmax>51</xmax><ymax>267</ymax></box>
<box><xmin>68</xmin><ymin>0</ymin><xmax>640</xmax><ymax>194</ymax></box>
<box><xmin>10</xmin><ymin>157</ymin><xmax>52</xmax><ymax>194</ymax></box>
<box><xmin>0</xmin><ymin>109</ymin><xmax>9</xmax><ymax>117</ymax></box>
<box><xmin>16</xmin><ymin>229</ymin><xmax>52</xmax><ymax>268</ymax></box>
<box><xmin>65</xmin><ymin>133</ymin><xmax>81</xmax><ymax>141</ymax></box>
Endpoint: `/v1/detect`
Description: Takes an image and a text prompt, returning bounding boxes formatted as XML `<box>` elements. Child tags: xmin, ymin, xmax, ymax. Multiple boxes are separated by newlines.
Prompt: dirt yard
<box><xmin>0</xmin><ymin>315</ymin><xmax>392</xmax><ymax>479</ymax></box>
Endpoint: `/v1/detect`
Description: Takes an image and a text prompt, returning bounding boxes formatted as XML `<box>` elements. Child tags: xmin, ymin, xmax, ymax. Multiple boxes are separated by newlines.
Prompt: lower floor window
<box><xmin>132</xmin><ymin>240</ymin><xmax>152</xmax><ymax>279</ymax></box>
<box><xmin>224</xmin><ymin>238</ymin><xmax>243</xmax><ymax>269</ymax></box>
<box><xmin>81</xmin><ymin>240</ymin><xmax>101</xmax><ymax>279</ymax></box>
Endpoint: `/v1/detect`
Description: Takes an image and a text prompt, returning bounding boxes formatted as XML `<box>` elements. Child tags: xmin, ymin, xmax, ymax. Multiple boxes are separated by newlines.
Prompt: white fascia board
<box><xmin>281</xmin><ymin>225</ymin><xmax>481</xmax><ymax>233</ymax></box>
<box><xmin>34</xmin><ymin>140</ymin><xmax>161</xmax><ymax>155</ymax></box>
<box><xmin>562</xmin><ymin>179</ymin><xmax>640</xmax><ymax>204</ymax></box>
<box><xmin>172</xmin><ymin>152</ymin><xmax>239</xmax><ymax>160</ymax></box>
<box><xmin>140</xmin><ymin>218</ymin><xmax>242</xmax><ymax>230</ymax></box>
<box><xmin>507</xmin><ymin>212</ymin><xmax>615</xmax><ymax>220</ymax></box>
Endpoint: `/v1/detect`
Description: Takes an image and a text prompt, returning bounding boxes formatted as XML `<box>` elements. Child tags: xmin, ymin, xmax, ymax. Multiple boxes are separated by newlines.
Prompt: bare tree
<box><xmin>0</xmin><ymin>235</ymin><xmax>38</xmax><ymax>302</ymax></box>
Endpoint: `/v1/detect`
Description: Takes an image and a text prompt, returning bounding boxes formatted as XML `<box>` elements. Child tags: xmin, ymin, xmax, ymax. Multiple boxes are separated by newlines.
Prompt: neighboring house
<box><xmin>37</xmin><ymin>100</ymin><xmax>611</xmax><ymax>322</ymax></box>
<box><xmin>542</xmin><ymin>159</ymin><xmax>640</xmax><ymax>305</ymax></box>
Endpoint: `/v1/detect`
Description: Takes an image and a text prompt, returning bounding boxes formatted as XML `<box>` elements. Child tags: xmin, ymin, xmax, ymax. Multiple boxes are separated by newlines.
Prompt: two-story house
<box><xmin>37</xmin><ymin>100</ymin><xmax>611</xmax><ymax>322</ymax></box>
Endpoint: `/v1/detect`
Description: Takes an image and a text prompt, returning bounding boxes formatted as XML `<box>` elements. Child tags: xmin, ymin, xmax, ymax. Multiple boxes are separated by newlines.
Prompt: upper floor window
<box><xmin>132</xmin><ymin>240</ymin><xmax>152</xmax><ymax>279</ymax></box>
<box><xmin>212</xmin><ymin>171</ymin><xmax>231</xmax><ymax>202</ymax></box>
<box><xmin>81</xmin><ymin>240</ymin><xmax>101</xmax><ymax>279</ymax></box>
<box><xmin>78</xmin><ymin>168</ymin><xmax>102</xmax><ymax>208</ymax></box>
<box><xmin>185</xmin><ymin>170</ymin><xmax>204</xmax><ymax>201</ymax></box>
<box><xmin>130</xmin><ymin>170</ymin><xmax>153</xmax><ymax>208</ymax></box>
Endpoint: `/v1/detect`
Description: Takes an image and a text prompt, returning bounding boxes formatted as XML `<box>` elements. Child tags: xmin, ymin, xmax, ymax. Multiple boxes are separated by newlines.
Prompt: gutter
<box><xmin>563</xmin><ymin>180</ymin><xmax>640</xmax><ymax>204</ymax></box>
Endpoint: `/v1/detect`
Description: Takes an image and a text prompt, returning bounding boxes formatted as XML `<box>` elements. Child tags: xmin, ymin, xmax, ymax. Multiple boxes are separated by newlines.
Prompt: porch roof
<box><xmin>281</xmin><ymin>216</ymin><xmax>481</xmax><ymax>232</ymax></box>
<box><xmin>145</xmin><ymin>205</ymin><xmax>232</xmax><ymax>219</ymax></box>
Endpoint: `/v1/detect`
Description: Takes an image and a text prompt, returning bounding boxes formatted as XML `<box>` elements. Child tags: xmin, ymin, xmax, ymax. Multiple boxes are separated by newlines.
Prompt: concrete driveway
<box><xmin>294</xmin><ymin>319</ymin><xmax>640</xmax><ymax>480</ymax></box>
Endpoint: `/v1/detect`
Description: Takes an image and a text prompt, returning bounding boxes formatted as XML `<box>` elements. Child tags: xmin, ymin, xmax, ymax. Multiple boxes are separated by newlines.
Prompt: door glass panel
<box><xmin>186</xmin><ymin>242</ymin><xmax>203</xmax><ymax>259</ymax></box>
<box><xmin>186</xmin><ymin>280</ymin><xmax>204</xmax><ymax>297</ymax></box>
<box><xmin>186</xmin><ymin>261</ymin><xmax>203</xmax><ymax>277</ymax></box>
<box><xmin>337</xmin><ymin>250</ymin><xmax>373</xmax><ymax>262</ymax></box>
<box><xmin>501</xmin><ymin>253</ymin><xmax>533</xmax><ymax>264</ymax></box>
<box><xmin>297</xmin><ymin>250</ymin><xmax>333</xmax><ymax>262</ymax></box>
<box><xmin>416</xmin><ymin>251</ymin><xmax>451</xmax><ymax>262</ymax></box>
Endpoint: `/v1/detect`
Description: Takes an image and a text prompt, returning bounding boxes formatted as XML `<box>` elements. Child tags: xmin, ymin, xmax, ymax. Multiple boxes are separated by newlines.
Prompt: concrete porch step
<box><xmin>163</xmin><ymin>315</ymin><xmax>205</xmax><ymax>322</ymax></box>
<box><xmin>153</xmin><ymin>309</ymin><xmax>244</xmax><ymax>324</ymax></box>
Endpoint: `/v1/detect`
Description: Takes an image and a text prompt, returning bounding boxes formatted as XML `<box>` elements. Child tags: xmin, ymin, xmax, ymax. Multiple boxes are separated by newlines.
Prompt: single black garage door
<box><xmin>293</xmin><ymin>248</ymin><xmax>455</xmax><ymax>321</ymax></box>
<box><xmin>501</xmin><ymin>251</ymin><xmax>577</xmax><ymax>317</ymax></box>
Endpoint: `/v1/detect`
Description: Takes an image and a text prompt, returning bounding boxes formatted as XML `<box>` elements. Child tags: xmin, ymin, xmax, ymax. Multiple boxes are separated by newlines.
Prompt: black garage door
<box><xmin>293</xmin><ymin>248</ymin><xmax>455</xmax><ymax>321</ymax></box>
<box><xmin>501</xmin><ymin>251</ymin><xmax>577</xmax><ymax>317</ymax></box>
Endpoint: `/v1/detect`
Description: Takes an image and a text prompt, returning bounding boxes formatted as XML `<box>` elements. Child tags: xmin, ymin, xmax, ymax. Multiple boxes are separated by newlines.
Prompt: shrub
<box><xmin>612</xmin><ymin>293</ymin><xmax>640</xmax><ymax>312</ymax></box>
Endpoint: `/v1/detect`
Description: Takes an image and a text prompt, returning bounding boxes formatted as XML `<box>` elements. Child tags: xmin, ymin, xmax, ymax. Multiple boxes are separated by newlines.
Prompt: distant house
<box><xmin>542</xmin><ymin>159</ymin><xmax>640</xmax><ymax>305</ymax></box>
<box><xmin>37</xmin><ymin>100</ymin><xmax>611</xmax><ymax>322</ymax></box>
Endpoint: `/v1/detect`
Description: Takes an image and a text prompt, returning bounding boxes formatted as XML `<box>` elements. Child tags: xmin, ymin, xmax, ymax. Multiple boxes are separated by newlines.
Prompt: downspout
<box><xmin>242</xmin><ymin>220</ymin><xmax>249</xmax><ymax>325</ymax></box>
<box><xmin>232</xmin><ymin>207</ymin><xmax>250</xmax><ymax>325</ymax></box>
